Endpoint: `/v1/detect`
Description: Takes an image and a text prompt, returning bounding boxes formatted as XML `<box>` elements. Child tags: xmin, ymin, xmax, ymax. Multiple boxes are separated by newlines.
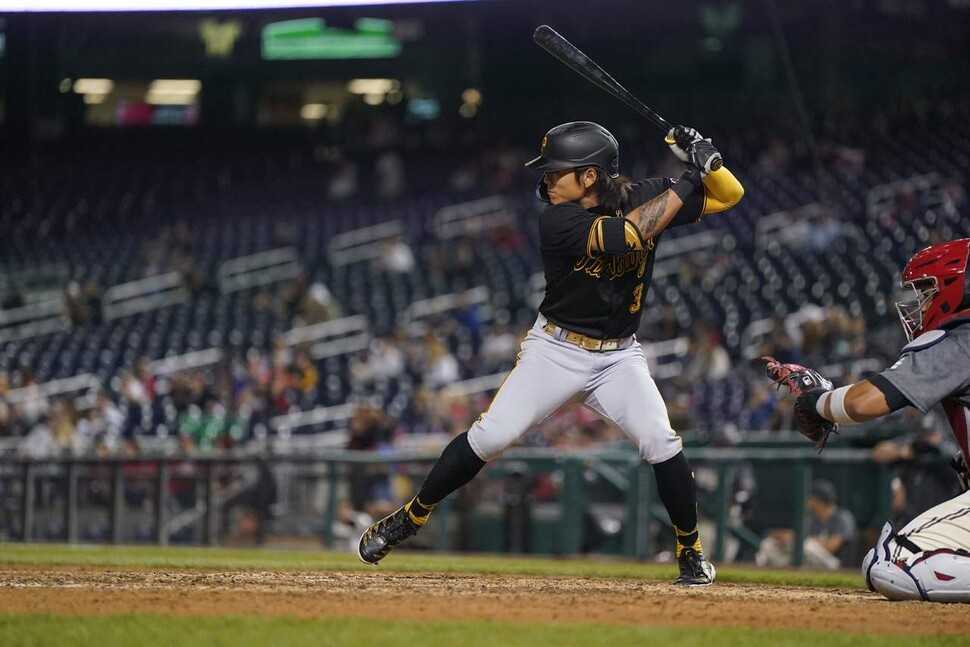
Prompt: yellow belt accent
<box><xmin>542</xmin><ymin>322</ymin><xmax>627</xmax><ymax>352</ymax></box>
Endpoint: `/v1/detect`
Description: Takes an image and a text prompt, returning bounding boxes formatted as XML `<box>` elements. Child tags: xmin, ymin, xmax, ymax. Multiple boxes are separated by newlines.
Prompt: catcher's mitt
<box><xmin>762</xmin><ymin>356</ymin><xmax>839</xmax><ymax>453</ymax></box>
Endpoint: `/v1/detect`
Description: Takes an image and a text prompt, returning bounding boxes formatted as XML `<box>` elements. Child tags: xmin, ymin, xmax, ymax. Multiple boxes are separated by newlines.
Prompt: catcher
<box><xmin>764</xmin><ymin>238</ymin><xmax>970</xmax><ymax>602</ymax></box>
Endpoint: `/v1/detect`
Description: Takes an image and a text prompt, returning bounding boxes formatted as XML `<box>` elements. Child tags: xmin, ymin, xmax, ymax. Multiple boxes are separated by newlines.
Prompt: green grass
<box><xmin>0</xmin><ymin>542</ymin><xmax>864</xmax><ymax>588</ymax></box>
<box><xmin>0</xmin><ymin>614</ymin><xmax>961</xmax><ymax>647</ymax></box>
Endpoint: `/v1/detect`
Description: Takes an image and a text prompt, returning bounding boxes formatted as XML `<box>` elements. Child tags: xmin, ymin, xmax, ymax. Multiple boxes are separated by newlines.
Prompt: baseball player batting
<box><xmin>358</xmin><ymin>122</ymin><xmax>744</xmax><ymax>585</ymax></box>
<box><xmin>764</xmin><ymin>238</ymin><xmax>970</xmax><ymax>602</ymax></box>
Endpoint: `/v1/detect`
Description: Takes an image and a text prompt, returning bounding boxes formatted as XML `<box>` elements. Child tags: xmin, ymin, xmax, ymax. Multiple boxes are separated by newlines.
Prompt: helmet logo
<box><xmin>541</xmin><ymin>136</ymin><xmax>548</xmax><ymax>151</ymax></box>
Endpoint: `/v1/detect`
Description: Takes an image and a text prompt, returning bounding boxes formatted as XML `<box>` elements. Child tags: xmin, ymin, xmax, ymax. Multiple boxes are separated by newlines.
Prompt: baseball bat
<box><xmin>533</xmin><ymin>25</ymin><xmax>672</xmax><ymax>134</ymax></box>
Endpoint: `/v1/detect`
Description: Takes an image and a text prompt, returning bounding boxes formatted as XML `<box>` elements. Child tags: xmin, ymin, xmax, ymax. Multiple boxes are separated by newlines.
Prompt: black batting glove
<box><xmin>664</xmin><ymin>125</ymin><xmax>703</xmax><ymax>163</ymax></box>
<box><xmin>688</xmin><ymin>139</ymin><xmax>723</xmax><ymax>176</ymax></box>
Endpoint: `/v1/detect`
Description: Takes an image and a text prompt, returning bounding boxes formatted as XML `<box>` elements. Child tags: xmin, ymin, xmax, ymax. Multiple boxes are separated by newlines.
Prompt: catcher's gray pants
<box><xmin>466</xmin><ymin>315</ymin><xmax>683</xmax><ymax>463</ymax></box>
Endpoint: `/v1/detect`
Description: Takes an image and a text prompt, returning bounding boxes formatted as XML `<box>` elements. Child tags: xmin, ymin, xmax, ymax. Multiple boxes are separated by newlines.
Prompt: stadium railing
<box><xmin>0</xmin><ymin>446</ymin><xmax>908</xmax><ymax>568</ymax></box>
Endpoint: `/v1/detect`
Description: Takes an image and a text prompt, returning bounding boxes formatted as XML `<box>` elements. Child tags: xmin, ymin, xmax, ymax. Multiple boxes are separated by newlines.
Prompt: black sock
<box><xmin>414</xmin><ymin>431</ymin><xmax>486</xmax><ymax>507</ymax></box>
<box><xmin>653</xmin><ymin>451</ymin><xmax>703</xmax><ymax>557</ymax></box>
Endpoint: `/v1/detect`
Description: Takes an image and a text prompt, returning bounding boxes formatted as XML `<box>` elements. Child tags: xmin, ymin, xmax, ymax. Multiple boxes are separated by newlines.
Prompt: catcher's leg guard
<box><xmin>863</xmin><ymin>521</ymin><xmax>970</xmax><ymax>602</ymax></box>
<box><xmin>908</xmin><ymin>551</ymin><xmax>970</xmax><ymax>602</ymax></box>
<box><xmin>865</xmin><ymin>553</ymin><xmax>925</xmax><ymax>601</ymax></box>
<box><xmin>863</xmin><ymin>521</ymin><xmax>895</xmax><ymax>592</ymax></box>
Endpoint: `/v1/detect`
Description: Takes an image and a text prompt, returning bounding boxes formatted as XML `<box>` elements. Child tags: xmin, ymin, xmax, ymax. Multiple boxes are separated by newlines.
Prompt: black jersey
<box><xmin>537</xmin><ymin>177</ymin><xmax>705</xmax><ymax>339</ymax></box>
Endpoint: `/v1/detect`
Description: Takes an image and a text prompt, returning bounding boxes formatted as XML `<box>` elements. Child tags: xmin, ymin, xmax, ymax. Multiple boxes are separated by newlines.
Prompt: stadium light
<box><xmin>73</xmin><ymin>78</ymin><xmax>114</xmax><ymax>95</ymax></box>
<box><xmin>347</xmin><ymin>78</ymin><xmax>398</xmax><ymax>95</ymax></box>
<box><xmin>148</xmin><ymin>79</ymin><xmax>202</xmax><ymax>95</ymax></box>
<box><xmin>300</xmin><ymin>103</ymin><xmax>329</xmax><ymax>120</ymax></box>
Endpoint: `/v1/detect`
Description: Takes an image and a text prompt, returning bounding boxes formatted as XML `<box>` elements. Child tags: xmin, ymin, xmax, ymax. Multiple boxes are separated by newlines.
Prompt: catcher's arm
<box><xmin>817</xmin><ymin>380</ymin><xmax>892</xmax><ymax>423</ymax></box>
<box><xmin>763</xmin><ymin>357</ymin><xmax>902</xmax><ymax>452</ymax></box>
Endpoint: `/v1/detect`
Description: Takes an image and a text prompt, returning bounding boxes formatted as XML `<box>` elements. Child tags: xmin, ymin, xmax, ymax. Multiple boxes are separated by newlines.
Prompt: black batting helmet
<box><xmin>525</xmin><ymin>121</ymin><xmax>620</xmax><ymax>179</ymax></box>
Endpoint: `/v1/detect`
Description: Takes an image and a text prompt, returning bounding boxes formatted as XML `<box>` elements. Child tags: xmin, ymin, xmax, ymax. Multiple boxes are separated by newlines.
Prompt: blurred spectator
<box><xmin>369</xmin><ymin>336</ymin><xmax>407</xmax><ymax>380</ymax></box>
<box><xmin>64</xmin><ymin>281</ymin><xmax>89</xmax><ymax>326</ymax></box>
<box><xmin>279</xmin><ymin>271</ymin><xmax>309</xmax><ymax>322</ymax></box>
<box><xmin>96</xmin><ymin>390</ymin><xmax>125</xmax><ymax>452</ymax></box>
<box><xmin>760</xmin><ymin>320</ymin><xmax>804</xmax><ymax>366</ymax></box>
<box><xmin>740</xmin><ymin>382</ymin><xmax>786</xmax><ymax>431</ymax></box>
<box><xmin>757</xmin><ymin>136</ymin><xmax>791</xmax><ymax>174</ymax></box>
<box><xmin>134</xmin><ymin>358</ymin><xmax>157</xmax><ymax>400</ymax></box>
<box><xmin>756</xmin><ymin>479</ymin><xmax>857</xmax><ymax>569</ymax></box>
<box><xmin>328</xmin><ymin>158</ymin><xmax>359</xmax><ymax>200</ymax></box>
<box><xmin>684</xmin><ymin>322</ymin><xmax>731</xmax><ymax>381</ymax></box>
<box><xmin>0</xmin><ymin>401</ymin><xmax>18</xmax><ymax>438</ymax></box>
<box><xmin>694</xmin><ymin>424</ymin><xmax>758</xmax><ymax>563</ymax></box>
<box><xmin>806</xmin><ymin>212</ymin><xmax>844</xmax><ymax>252</ymax></box>
<box><xmin>480</xmin><ymin>322</ymin><xmax>521</xmax><ymax>373</ymax></box>
<box><xmin>296</xmin><ymin>282</ymin><xmax>342</xmax><ymax>326</ymax></box>
<box><xmin>23</xmin><ymin>414</ymin><xmax>55</xmax><ymax>458</ymax></box>
<box><xmin>490</xmin><ymin>223</ymin><xmax>526</xmax><ymax>253</ymax></box>
<box><xmin>120</xmin><ymin>370</ymin><xmax>150</xmax><ymax>432</ymax></box>
<box><xmin>377</xmin><ymin>235</ymin><xmax>416</xmax><ymax>274</ymax></box>
<box><xmin>48</xmin><ymin>397</ymin><xmax>78</xmax><ymax>453</ymax></box>
<box><xmin>346</xmin><ymin>404</ymin><xmax>395</xmax><ymax>514</ymax></box>
<box><xmin>871</xmin><ymin>414</ymin><xmax>962</xmax><ymax>527</ymax></box>
<box><xmin>422</xmin><ymin>334</ymin><xmax>460</xmax><ymax>389</ymax></box>
<box><xmin>398</xmin><ymin>386</ymin><xmax>450</xmax><ymax>435</ymax></box>
<box><xmin>375</xmin><ymin>150</ymin><xmax>405</xmax><ymax>199</ymax></box>
<box><xmin>17</xmin><ymin>368</ymin><xmax>48</xmax><ymax>426</ymax></box>
<box><xmin>223</xmin><ymin>457</ymin><xmax>278</xmax><ymax>546</ymax></box>
<box><xmin>452</xmin><ymin>294</ymin><xmax>485</xmax><ymax>354</ymax></box>
<box><xmin>178</xmin><ymin>399</ymin><xmax>237</xmax><ymax>450</ymax></box>
<box><xmin>292</xmin><ymin>350</ymin><xmax>319</xmax><ymax>402</ymax></box>
<box><xmin>641</xmin><ymin>306</ymin><xmax>681</xmax><ymax>342</ymax></box>
<box><xmin>349</xmin><ymin>349</ymin><xmax>379</xmax><ymax>385</ymax></box>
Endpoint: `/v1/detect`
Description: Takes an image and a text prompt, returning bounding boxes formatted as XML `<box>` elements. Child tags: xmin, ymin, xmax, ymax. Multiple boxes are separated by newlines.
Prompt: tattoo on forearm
<box><xmin>634</xmin><ymin>193</ymin><xmax>669</xmax><ymax>237</ymax></box>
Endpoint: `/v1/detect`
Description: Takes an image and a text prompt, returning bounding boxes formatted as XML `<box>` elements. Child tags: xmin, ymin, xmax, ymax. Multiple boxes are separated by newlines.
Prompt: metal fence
<box><xmin>0</xmin><ymin>447</ymin><xmax>910</xmax><ymax>566</ymax></box>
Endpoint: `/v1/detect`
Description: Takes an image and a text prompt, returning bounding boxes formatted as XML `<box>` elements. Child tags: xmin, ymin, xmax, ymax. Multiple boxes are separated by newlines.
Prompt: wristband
<box><xmin>671</xmin><ymin>168</ymin><xmax>702</xmax><ymax>202</ymax></box>
<box><xmin>816</xmin><ymin>386</ymin><xmax>859</xmax><ymax>426</ymax></box>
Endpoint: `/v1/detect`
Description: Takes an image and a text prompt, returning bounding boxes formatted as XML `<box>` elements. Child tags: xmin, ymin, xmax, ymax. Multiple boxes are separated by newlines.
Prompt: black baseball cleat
<box><xmin>673</xmin><ymin>547</ymin><xmax>716</xmax><ymax>586</ymax></box>
<box><xmin>357</xmin><ymin>505</ymin><xmax>421</xmax><ymax>565</ymax></box>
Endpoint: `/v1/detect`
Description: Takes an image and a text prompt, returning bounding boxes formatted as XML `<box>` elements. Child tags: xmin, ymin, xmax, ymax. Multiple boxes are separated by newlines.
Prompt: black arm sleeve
<box><xmin>869</xmin><ymin>374</ymin><xmax>912</xmax><ymax>412</ymax></box>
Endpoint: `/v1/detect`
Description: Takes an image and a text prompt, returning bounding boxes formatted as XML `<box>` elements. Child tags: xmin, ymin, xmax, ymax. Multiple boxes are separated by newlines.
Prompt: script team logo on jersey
<box><xmin>575</xmin><ymin>218</ymin><xmax>652</xmax><ymax>280</ymax></box>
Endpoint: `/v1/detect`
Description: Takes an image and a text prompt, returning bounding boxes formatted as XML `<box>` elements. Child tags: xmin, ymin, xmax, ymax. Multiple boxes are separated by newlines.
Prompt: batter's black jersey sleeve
<box><xmin>538</xmin><ymin>177</ymin><xmax>706</xmax><ymax>339</ymax></box>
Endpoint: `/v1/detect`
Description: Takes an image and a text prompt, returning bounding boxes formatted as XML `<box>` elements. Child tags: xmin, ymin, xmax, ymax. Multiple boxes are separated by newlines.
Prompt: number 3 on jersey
<box><xmin>629</xmin><ymin>283</ymin><xmax>644</xmax><ymax>313</ymax></box>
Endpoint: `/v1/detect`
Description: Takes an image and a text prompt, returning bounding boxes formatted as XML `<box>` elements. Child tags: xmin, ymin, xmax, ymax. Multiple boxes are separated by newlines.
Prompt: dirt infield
<box><xmin>1</xmin><ymin>565</ymin><xmax>967</xmax><ymax>634</ymax></box>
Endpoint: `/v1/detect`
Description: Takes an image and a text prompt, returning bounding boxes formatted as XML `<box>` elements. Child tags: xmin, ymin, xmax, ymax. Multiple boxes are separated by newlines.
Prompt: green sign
<box><xmin>262</xmin><ymin>17</ymin><xmax>402</xmax><ymax>60</ymax></box>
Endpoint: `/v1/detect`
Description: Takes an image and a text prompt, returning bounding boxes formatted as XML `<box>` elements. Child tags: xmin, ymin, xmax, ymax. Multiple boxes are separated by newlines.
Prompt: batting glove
<box><xmin>665</xmin><ymin>125</ymin><xmax>703</xmax><ymax>163</ymax></box>
<box><xmin>688</xmin><ymin>139</ymin><xmax>723</xmax><ymax>176</ymax></box>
